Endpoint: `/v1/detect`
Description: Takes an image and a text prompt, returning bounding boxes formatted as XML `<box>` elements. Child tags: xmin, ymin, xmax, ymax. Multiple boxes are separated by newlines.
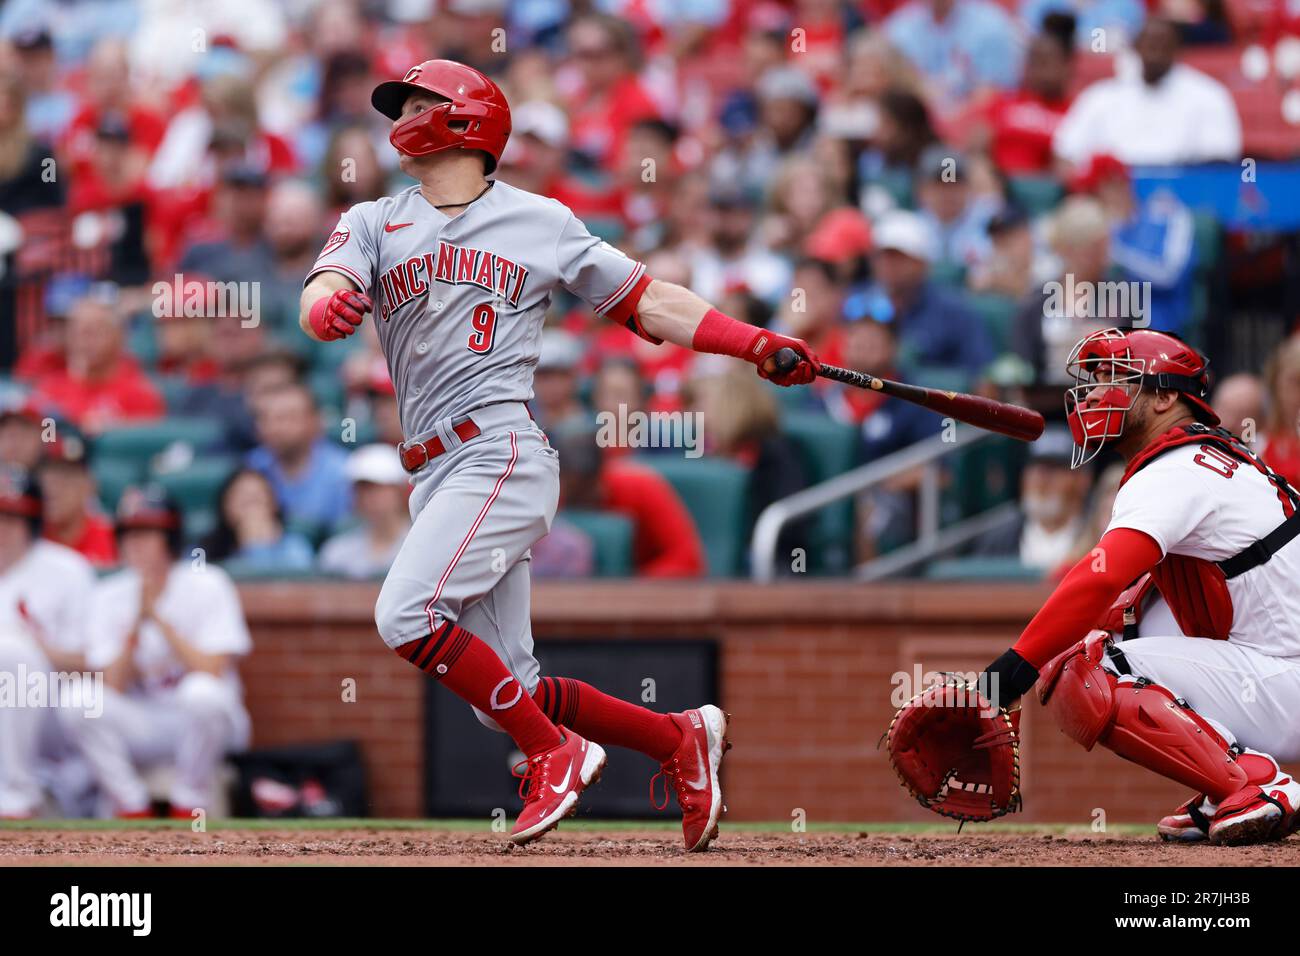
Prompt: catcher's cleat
<box><xmin>509</xmin><ymin>729</ymin><xmax>606</xmax><ymax>846</ymax></box>
<box><xmin>1208</xmin><ymin>772</ymin><xmax>1300</xmax><ymax>846</ymax></box>
<box><xmin>651</xmin><ymin>705</ymin><xmax>731</xmax><ymax>852</ymax></box>
<box><xmin>1157</xmin><ymin>794</ymin><xmax>1214</xmax><ymax>842</ymax></box>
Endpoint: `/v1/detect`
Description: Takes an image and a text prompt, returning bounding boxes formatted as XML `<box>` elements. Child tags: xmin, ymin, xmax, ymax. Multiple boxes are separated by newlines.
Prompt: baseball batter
<box><xmin>299</xmin><ymin>60</ymin><xmax>820</xmax><ymax>849</ymax></box>
<box><xmin>980</xmin><ymin>327</ymin><xmax>1300</xmax><ymax>845</ymax></box>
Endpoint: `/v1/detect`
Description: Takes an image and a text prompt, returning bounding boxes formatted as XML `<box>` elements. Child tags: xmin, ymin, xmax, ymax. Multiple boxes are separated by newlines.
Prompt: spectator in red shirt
<box><xmin>37</xmin><ymin>433</ymin><xmax>118</xmax><ymax>569</ymax></box>
<box><xmin>554</xmin><ymin>425</ymin><xmax>706</xmax><ymax>578</ymax></box>
<box><xmin>62</xmin><ymin>39</ymin><xmax>166</xmax><ymax>191</ymax></box>
<box><xmin>562</xmin><ymin>14</ymin><xmax>662</xmax><ymax>171</ymax></box>
<box><xmin>970</xmin><ymin>13</ymin><xmax>1076</xmax><ymax>175</ymax></box>
<box><xmin>30</xmin><ymin>292</ymin><xmax>164</xmax><ymax>435</ymax></box>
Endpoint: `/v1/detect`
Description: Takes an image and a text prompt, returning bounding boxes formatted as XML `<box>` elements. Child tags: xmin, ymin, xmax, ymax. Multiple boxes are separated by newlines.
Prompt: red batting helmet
<box><xmin>371</xmin><ymin>60</ymin><xmax>511</xmax><ymax>172</ymax></box>
<box><xmin>1064</xmin><ymin>327</ymin><xmax>1218</xmax><ymax>468</ymax></box>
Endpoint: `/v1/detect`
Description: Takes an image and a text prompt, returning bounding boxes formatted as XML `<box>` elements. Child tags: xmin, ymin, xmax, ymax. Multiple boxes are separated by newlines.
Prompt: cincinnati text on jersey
<box><xmin>377</xmin><ymin>241</ymin><xmax>530</xmax><ymax>320</ymax></box>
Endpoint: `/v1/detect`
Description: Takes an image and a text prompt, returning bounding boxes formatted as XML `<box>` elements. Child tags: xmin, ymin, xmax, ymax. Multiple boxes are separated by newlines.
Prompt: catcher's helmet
<box><xmin>371</xmin><ymin>59</ymin><xmax>511</xmax><ymax>172</ymax></box>
<box><xmin>0</xmin><ymin>466</ymin><xmax>42</xmax><ymax>537</ymax></box>
<box><xmin>1064</xmin><ymin>327</ymin><xmax>1218</xmax><ymax>468</ymax></box>
<box><xmin>115</xmin><ymin>483</ymin><xmax>184</xmax><ymax>556</ymax></box>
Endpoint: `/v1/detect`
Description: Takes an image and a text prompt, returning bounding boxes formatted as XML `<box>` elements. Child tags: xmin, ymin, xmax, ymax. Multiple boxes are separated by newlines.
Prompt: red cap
<box><xmin>804</xmin><ymin>208</ymin><xmax>873</xmax><ymax>264</ymax></box>
<box><xmin>1069</xmin><ymin>154</ymin><xmax>1130</xmax><ymax>194</ymax></box>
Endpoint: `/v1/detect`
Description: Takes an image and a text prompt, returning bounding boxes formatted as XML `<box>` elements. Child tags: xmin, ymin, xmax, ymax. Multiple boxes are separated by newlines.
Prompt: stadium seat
<box><xmin>781</xmin><ymin>411</ymin><xmax>859</xmax><ymax>573</ymax></box>
<box><xmin>153</xmin><ymin>456</ymin><xmax>238</xmax><ymax>515</ymax></box>
<box><xmin>924</xmin><ymin>555</ymin><xmax>1045</xmax><ymax>581</ymax></box>
<box><xmin>947</xmin><ymin>434</ymin><xmax>1024</xmax><ymax>519</ymax></box>
<box><xmin>909</xmin><ymin>364</ymin><xmax>972</xmax><ymax>395</ymax></box>
<box><xmin>150</xmin><ymin>374</ymin><xmax>194</xmax><ymax>412</ymax></box>
<box><xmin>966</xmin><ymin>293</ymin><xmax>1019</xmax><ymax>354</ymax></box>
<box><xmin>558</xmin><ymin>509</ymin><xmax>634</xmax><ymax>577</ymax></box>
<box><xmin>93</xmin><ymin>456</ymin><xmax>145</xmax><ymax>512</ymax></box>
<box><xmin>634</xmin><ymin>456</ymin><xmax>749</xmax><ymax>577</ymax></box>
<box><xmin>308</xmin><ymin>367</ymin><xmax>346</xmax><ymax>417</ymax></box>
<box><xmin>92</xmin><ymin>417</ymin><xmax>225</xmax><ymax>467</ymax></box>
<box><xmin>929</xmin><ymin>261</ymin><xmax>968</xmax><ymax>289</ymax></box>
<box><xmin>1006</xmin><ymin>175</ymin><xmax>1065</xmax><ymax>217</ymax></box>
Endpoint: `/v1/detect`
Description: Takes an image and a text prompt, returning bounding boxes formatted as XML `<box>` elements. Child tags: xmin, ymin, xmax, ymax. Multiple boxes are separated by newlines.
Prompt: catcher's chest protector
<box><xmin>1118</xmin><ymin>424</ymin><xmax>1300</xmax><ymax>640</ymax></box>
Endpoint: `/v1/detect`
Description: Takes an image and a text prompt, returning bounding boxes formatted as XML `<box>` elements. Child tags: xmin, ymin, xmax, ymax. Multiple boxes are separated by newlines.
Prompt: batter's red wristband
<box><xmin>308</xmin><ymin>294</ymin><xmax>336</xmax><ymax>340</ymax></box>
<box><xmin>692</xmin><ymin>308</ymin><xmax>762</xmax><ymax>362</ymax></box>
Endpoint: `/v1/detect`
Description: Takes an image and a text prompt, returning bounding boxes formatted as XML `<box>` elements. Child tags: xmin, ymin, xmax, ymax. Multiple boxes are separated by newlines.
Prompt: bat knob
<box><xmin>772</xmin><ymin>347</ymin><xmax>800</xmax><ymax>374</ymax></box>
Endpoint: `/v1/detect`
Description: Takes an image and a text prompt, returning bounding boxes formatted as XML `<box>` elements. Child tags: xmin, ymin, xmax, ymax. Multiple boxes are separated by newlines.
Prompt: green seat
<box><xmin>1007</xmin><ymin>175</ymin><xmax>1064</xmax><ymax>217</ymax></box>
<box><xmin>947</xmin><ymin>434</ymin><xmax>1024</xmax><ymax>518</ymax></box>
<box><xmin>153</xmin><ymin>457</ymin><xmax>238</xmax><ymax>515</ymax></box>
<box><xmin>125</xmin><ymin>318</ymin><xmax>159</xmax><ymax>368</ymax></box>
<box><xmin>309</xmin><ymin>368</ymin><xmax>346</xmax><ymax>417</ymax></box>
<box><xmin>221</xmin><ymin>560</ymin><xmax>321</xmax><ymax>582</ymax></box>
<box><xmin>780</xmin><ymin>411</ymin><xmax>859</xmax><ymax>574</ymax></box>
<box><xmin>93</xmin><ymin>456</ymin><xmax>146</xmax><ymax>512</ymax></box>
<box><xmin>559</xmin><ymin>509</ymin><xmax>634</xmax><ymax>577</ymax></box>
<box><xmin>909</xmin><ymin>364</ymin><xmax>972</xmax><ymax>395</ymax></box>
<box><xmin>93</xmin><ymin>417</ymin><xmax>224</xmax><ymax>467</ymax></box>
<box><xmin>150</xmin><ymin>375</ymin><xmax>194</xmax><ymax>412</ymax></box>
<box><xmin>1192</xmin><ymin>211</ymin><xmax>1221</xmax><ymax>277</ymax></box>
<box><xmin>635</xmin><ymin>456</ymin><xmax>749</xmax><ymax>577</ymax></box>
<box><xmin>924</xmin><ymin>555</ymin><xmax>1045</xmax><ymax>581</ymax></box>
<box><xmin>966</xmin><ymin>293</ymin><xmax>1019</xmax><ymax>354</ymax></box>
<box><xmin>930</xmin><ymin>260</ymin><xmax>967</xmax><ymax>289</ymax></box>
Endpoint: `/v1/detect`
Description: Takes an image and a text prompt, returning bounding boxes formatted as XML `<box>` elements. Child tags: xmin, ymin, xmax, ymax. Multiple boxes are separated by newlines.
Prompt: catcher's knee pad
<box><xmin>1038</xmin><ymin>634</ymin><xmax>1248</xmax><ymax>802</ymax></box>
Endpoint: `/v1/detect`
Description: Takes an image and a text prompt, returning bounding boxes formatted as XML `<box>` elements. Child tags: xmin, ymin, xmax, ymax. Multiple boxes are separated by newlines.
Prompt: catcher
<box><xmin>889</xmin><ymin>327</ymin><xmax>1300</xmax><ymax>845</ymax></box>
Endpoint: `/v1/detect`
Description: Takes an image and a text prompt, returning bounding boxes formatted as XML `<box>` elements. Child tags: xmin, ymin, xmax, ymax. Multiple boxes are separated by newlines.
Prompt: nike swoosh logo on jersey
<box><xmin>550</xmin><ymin>760</ymin><xmax>573</xmax><ymax>794</ymax></box>
<box><xmin>685</xmin><ymin>742</ymin><xmax>709</xmax><ymax>791</ymax></box>
<box><xmin>384</xmin><ymin>221</ymin><xmax>414</xmax><ymax>232</ymax></box>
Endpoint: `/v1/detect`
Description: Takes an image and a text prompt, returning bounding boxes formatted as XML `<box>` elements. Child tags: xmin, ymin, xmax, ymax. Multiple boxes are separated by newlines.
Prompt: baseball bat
<box><xmin>772</xmin><ymin>348</ymin><xmax>1045</xmax><ymax>443</ymax></box>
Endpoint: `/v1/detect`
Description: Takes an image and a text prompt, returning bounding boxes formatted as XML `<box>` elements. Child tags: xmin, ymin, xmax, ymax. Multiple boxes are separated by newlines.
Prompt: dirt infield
<box><xmin>3</xmin><ymin>823</ymin><xmax>1300</xmax><ymax>866</ymax></box>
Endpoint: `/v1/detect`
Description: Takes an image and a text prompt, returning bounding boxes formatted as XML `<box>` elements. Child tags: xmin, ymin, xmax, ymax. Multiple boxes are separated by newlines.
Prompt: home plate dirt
<box><xmin>3</xmin><ymin>828</ymin><xmax>1300</xmax><ymax>865</ymax></box>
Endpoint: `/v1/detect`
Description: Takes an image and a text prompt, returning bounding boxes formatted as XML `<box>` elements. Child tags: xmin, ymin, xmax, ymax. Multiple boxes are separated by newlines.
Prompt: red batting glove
<box><xmin>692</xmin><ymin>308</ymin><xmax>821</xmax><ymax>387</ymax></box>
<box><xmin>309</xmin><ymin>289</ymin><xmax>372</xmax><ymax>341</ymax></box>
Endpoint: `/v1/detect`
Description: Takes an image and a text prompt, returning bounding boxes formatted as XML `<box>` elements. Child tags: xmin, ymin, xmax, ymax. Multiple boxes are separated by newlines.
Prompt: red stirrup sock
<box><xmin>396</xmin><ymin>622</ymin><xmax>562</xmax><ymax>758</ymax></box>
<box><xmin>534</xmin><ymin>677</ymin><xmax>684</xmax><ymax>763</ymax></box>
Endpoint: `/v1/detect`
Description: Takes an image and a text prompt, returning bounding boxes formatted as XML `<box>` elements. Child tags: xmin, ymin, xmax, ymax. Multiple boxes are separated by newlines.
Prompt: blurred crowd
<box><xmin>0</xmin><ymin>0</ymin><xmax>1299</xmax><ymax>588</ymax></box>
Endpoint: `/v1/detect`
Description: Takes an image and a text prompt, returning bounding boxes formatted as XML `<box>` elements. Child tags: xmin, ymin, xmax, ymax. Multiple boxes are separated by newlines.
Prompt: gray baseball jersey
<box><xmin>307</xmin><ymin>180</ymin><xmax>656</xmax><ymax>727</ymax></box>
<box><xmin>307</xmin><ymin>180</ymin><xmax>652</xmax><ymax>440</ymax></box>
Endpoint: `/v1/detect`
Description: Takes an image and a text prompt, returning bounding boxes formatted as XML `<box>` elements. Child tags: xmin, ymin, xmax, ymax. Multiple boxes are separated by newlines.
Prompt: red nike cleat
<box><xmin>510</xmin><ymin>729</ymin><xmax>606</xmax><ymax>845</ymax></box>
<box><xmin>651</xmin><ymin>705</ymin><xmax>730</xmax><ymax>852</ymax></box>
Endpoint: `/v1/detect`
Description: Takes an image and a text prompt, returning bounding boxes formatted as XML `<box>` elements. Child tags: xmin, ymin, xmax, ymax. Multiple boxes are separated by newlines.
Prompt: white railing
<box><xmin>749</xmin><ymin>427</ymin><xmax>1016</xmax><ymax>581</ymax></box>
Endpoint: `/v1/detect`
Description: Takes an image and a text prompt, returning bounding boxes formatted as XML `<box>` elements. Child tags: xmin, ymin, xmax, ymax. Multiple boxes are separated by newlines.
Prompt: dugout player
<box><xmin>61</xmin><ymin>486</ymin><xmax>252</xmax><ymax>817</ymax></box>
<box><xmin>981</xmin><ymin>327</ymin><xmax>1300</xmax><ymax>845</ymax></box>
<box><xmin>0</xmin><ymin>466</ymin><xmax>96</xmax><ymax>818</ymax></box>
<box><xmin>299</xmin><ymin>60</ymin><xmax>821</xmax><ymax>849</ymax></box>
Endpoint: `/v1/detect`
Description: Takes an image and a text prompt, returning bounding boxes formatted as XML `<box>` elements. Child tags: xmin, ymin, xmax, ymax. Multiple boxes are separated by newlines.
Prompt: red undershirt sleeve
<box><xmin>1012</xmin><ymin>527</ymin><xmax>1164</xmax><ymax>668</ymax></box>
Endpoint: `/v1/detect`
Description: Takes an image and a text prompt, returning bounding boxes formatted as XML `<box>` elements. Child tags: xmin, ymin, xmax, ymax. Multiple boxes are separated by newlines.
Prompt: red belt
<box><xmin>399</xmin><ymin>418</ymin><xmax>482</xmax><ymax>473</ymax></box>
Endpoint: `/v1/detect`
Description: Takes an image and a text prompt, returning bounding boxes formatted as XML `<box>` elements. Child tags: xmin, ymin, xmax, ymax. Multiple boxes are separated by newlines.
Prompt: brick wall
<box><xmin>237</xmin><ymin>581</ymin><xmax>1293</xmax><ymax>825</ymax></box>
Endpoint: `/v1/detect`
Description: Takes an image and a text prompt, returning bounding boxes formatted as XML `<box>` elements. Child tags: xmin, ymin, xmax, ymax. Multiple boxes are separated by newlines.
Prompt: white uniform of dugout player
<box><xmin>300</xmin><ymin>60</ymin><xmax>822</xmax><ymax>849</ymax></box>
<box><xmin>981</xmin><ymin>328</ymin><xmax>1300</xmax><ymax>845</ymax></box>
<box><xmin>60</xmin><ymin>486</ymin><xmax>252</xmax><ymax>817</ymax></box>
<box><xmin>0</xmin><ymin>468</ymin><xmax>95</xmax><ymax>818</ymax></box>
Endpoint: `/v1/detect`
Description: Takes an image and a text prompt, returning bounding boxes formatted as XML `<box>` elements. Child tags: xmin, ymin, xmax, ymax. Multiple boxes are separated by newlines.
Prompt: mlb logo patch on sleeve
<box><xmin>320</xmin><ymin>224</ymin><xmax>351</xmax><ymax>258</ymax></box>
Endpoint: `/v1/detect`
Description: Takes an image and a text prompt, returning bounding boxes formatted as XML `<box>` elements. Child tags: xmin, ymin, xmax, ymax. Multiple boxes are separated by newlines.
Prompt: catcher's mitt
<box><xmin>885</xmin><ymin>675</ymin><xmax>1022</xmax><ymax>822</ymax></box>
